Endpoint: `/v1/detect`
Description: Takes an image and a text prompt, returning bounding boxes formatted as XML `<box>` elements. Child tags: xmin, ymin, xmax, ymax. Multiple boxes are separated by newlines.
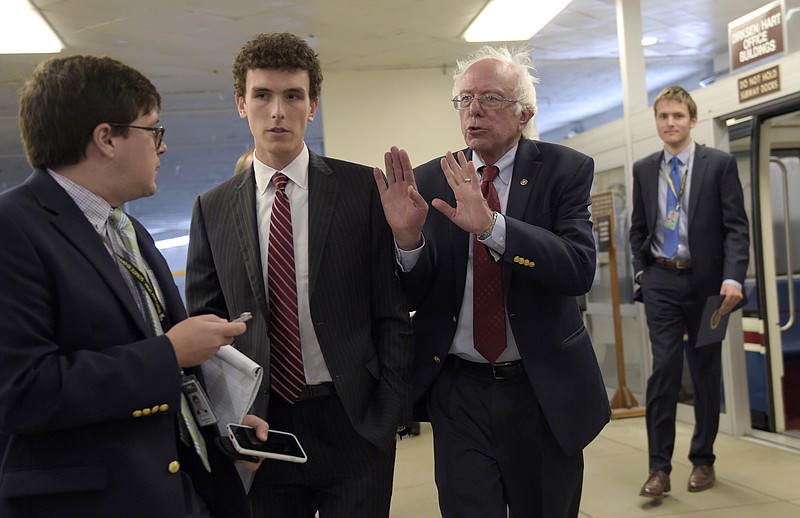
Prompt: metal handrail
<box><xmin>770</xmin><ymin>157</ymin><xmax>795</xmax><ymax>331</ymax></box>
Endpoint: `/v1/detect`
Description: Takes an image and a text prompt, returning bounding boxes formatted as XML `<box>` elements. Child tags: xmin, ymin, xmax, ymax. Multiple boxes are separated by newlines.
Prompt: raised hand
<box><xmin>373</xmin><ymin>146</ymin><xmax>429</xmax><ymax>250</ymax></box>
<box><xmin>432</xmin><ymin>151</ymin><xmax>495</xmax><ymax>235</ymax></box>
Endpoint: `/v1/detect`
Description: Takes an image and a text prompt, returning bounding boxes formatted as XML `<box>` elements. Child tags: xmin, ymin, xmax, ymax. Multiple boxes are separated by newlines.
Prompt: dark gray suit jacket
<box><xmin>185</xmin><ymin>151</ymin><xmax>413</xmax><ymax>452</ymax></box>
<box><xmin>630</xmin><ymin>143</ymin><xmax>750</xmax><ymax>300</ymax></box>
<box><xmin>404</xmin><ymin>138</ymin><xmax>610</xmax><ymax>457</ymax></box>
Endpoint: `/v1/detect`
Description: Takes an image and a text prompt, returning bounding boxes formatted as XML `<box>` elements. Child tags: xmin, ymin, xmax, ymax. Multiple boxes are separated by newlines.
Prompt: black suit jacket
<box><xmin>185</xmin><ymin>151</ymin><xmax>413</xmax><ymax>452</ymax></box>
<box><xmin>0</xmin><ymin>169</ymin><xmax>249</xmax><ymax>518</ymax></box>
<box><xmin>630</xmin><ymin>143</ymin><xmax>749</xmax><ymax>300</ymax></box>
<box><xmin>404</xmin><ymin>138</ymin><xmax>610</xmax><ymax>456</ymax></box>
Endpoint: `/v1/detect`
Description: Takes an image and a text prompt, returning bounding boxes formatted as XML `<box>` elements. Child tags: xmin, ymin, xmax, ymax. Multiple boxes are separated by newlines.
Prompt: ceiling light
<box><xmin>464</xmin><ymin>0</ymin><xmax>574</xmax><ymax>42</ymax></box>
<box><xmin>641</xmin><ymin>36</ymin><xmax>658</xmax><ymax>46</ymax></box>
<box><xmin>0</xmin><ymin>0</ymin><xmax>63</xmax><ymax>54</ymax></box>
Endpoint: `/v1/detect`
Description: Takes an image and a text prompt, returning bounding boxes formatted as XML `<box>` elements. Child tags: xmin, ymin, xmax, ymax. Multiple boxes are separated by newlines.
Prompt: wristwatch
<box><xmin>477</xmin><ymin>211</ymin><xmax>498</xmax><ymax>241</ymax></box>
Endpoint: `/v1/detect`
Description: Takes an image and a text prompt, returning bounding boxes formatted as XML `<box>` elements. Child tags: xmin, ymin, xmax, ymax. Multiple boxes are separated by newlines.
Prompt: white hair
<box><xmin>452</xmin><ymin>45</ymin><xmax>539</xmax><ymax>138</ymax></box>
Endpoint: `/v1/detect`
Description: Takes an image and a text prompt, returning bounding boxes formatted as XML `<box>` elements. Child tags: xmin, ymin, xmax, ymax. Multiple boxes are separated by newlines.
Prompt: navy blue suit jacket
<box><xmin>404</xmin><ymin>138</ymin><xmax>610</xmax><ymax>456</ymax></box>
<box><xmin>630</xmin><ymin>143</ymin><xmax>749</xmax><ymax>300</ymax></box>
<box><xmin>0</xmin><ymin>169</ymin><xmax>249</xmax><ymax>518</ymax></box>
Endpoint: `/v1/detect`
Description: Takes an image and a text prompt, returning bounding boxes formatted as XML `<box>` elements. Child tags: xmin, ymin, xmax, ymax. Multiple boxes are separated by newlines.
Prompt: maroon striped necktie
<box><xmin>472</xmin><ymin>165</ymin><xmax>507</xmax><ymax>363</ymax></box>
<box><xmin>268</xmin><ymin>172</ymin><xmax>305</xmax><ymax>403</ymax></box>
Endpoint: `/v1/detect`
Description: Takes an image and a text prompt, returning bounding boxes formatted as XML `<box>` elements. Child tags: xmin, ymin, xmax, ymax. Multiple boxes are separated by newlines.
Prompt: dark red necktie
<box><xmin>472</xmin><ymin>165</ymin><xmax>507</xmax><ymax>363</ymax></box>
<box><xmin>268</xmin><ymin>173</ymin><xmax>305</xmax><ymax>403</ymax></box>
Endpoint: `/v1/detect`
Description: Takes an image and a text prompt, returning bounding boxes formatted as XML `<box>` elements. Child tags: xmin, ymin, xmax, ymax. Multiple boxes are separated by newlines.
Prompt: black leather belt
<box><xmin>653</xmin><ymin>257</ymin><xmax>693</xmax><ymax>270</ymax></box>
<box><xmin>295</xmin><ymin>382</ymin><xmax>336</xmax><ymax>401</ymax></box>
<box><xmin>448</xmin><ymin>355</ymin><xmax>525</xmax><ymax>380</ymax></box>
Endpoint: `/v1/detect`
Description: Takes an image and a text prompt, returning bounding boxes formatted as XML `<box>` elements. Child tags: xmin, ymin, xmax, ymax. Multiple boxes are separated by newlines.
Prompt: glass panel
<box><xmin>586</xmin><ymin>167</ymin><xmax>646</xmax><ymax>396</ymax></box>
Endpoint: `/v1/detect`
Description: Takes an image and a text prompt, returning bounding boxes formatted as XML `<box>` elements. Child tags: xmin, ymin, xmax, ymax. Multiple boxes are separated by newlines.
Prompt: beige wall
<box><xmin>322</xmin><ymin>68</ymin><xmax>465</xmax><ymax>169</ymax></box>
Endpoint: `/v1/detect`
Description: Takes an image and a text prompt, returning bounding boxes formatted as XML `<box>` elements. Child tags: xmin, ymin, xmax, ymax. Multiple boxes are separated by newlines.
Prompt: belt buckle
<box><xmin>491</xmin><ymin>363</ymin><xmax>508</xmax><ymax>380</ymax></box>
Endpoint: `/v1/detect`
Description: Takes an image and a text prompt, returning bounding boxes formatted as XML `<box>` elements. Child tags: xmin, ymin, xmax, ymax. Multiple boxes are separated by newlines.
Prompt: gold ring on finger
<box><xmin>463</xmin><ymin>177</ymin><xmax>471</xmax><ymax>183</ymax></box>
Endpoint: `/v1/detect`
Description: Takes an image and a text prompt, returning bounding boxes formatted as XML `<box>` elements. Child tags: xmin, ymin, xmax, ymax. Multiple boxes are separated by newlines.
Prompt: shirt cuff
<box><xmin>395</xmin><ymin>235</ymin><xmax>425</xmax><ymax>272</ymax></box>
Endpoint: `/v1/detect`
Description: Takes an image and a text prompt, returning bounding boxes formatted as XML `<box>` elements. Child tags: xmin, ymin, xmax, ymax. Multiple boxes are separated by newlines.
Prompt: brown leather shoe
<box><xmin>688</xmin><ymin>465</ymin><xmax>715</xmax><ymax>492</ymax></box>
<box><xmin>639</xmin><ymin>469</ymin><xmax>670</xmax><ymax>498</ymax></box>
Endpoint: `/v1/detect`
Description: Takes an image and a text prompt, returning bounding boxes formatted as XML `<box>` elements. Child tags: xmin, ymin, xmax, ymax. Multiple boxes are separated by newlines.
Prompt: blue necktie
<box><xmin>663</xmin><ymin>156</ymin><xmax>681</xmax><ymax>258</ymax></box>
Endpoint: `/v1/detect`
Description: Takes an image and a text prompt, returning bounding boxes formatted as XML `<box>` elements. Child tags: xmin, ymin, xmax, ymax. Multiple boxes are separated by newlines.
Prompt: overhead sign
<box><xmin>729</xmin><ymin>0</ymin><xmax>785</xmax><ymax>71</ymax></box>
<box><xmin>738</xmin><ymin>65</ymin><xmax>781</xmax><ymax>103</ymax></box>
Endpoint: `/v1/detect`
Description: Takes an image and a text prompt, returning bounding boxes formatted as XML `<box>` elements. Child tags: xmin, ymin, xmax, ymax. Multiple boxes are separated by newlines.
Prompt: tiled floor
<box><xmin>391</xmin><ymin>418</ymin><xmax>800</xmax><ymax>517</ymax></box>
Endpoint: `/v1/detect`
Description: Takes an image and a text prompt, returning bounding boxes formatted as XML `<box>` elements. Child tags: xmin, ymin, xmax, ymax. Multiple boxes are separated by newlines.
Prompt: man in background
<box><xmin>0</xmin><ymin>54</ymin><xmax>264</xmax><ymax>517</ymax></box>
<box><xmin>374</xmin><ymin>45</ymin><xmax>610</xmax><ymax>518</ymax></box>
<box><xmin>630</xmin><ymin>85</ymin><xmax>749</xmax><ymax>498</ymax></box>
<box><xmin>186</xmin><ymin>33</ymin><xmax>413</xmax><ymax>517</ymax></box>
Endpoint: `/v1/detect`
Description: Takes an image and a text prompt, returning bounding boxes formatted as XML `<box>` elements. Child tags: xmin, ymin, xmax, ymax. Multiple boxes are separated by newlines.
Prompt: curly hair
<box><xmin>232</xmin><ymin>33</ymin><xmax>323</xmax><ymax>100</ymax></box>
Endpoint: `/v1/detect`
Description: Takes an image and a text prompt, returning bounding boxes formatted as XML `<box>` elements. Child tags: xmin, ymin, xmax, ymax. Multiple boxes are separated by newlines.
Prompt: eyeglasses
<box><xmin>452</xmin><ymin>94</ymin><xmax>519</xmax><ymax>111</ymax></box>
<box><xmin>108</xmin><ymin>123</ymin><xmax>165</xmax><ymax>149</ymax></box>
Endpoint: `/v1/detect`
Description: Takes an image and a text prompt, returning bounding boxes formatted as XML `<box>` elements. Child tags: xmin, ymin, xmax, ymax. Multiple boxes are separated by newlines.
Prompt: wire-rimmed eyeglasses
<box><xmin>451</xmin><ymin>94</ymin><xmax>519</xmax><ymax>111</ymax></box>
<box><xmin>108</xmin><ymin>123</ymin><xmax>165</xmax><ymax>149</ymax></box>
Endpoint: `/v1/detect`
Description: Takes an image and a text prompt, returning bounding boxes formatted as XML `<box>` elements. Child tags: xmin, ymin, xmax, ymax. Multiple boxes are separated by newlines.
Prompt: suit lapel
<box><xmin>506</xmin><ymin>139</ymin><xmax>539</xmax><ymax>221</ymax></box>
<box><xmin>134</xmin><ymin>218</ymin><xmax>185</xmax><ymax>330</ymax></box>
<box><xmin>307</xmin><ymin>152</ymin><xmax>337</xmax><ymax>296</ymax></box>
<box><xmin>233</xmin><ymin>170</ymin><xmax>270</xmax><ymax>319</ymax></box>
<box><xmin>643</xmin><ymin>152</ymin><xmax>662</xmax><ymax>232</ymax></box>
<box><xmin>27</xmin><ymin>169</ymin><xmax>152</xmax><ymax>336</ymax></box>
<box><xmin>687</xmin><ymin>143</ymin><xmax>706</xmax><ymax>226</ymax></box>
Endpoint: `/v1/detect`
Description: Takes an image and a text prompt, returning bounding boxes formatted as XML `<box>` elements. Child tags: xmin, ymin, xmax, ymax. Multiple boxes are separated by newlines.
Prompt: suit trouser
<box><xmin>248</xmin><ymin>392</ymin><xmax>395</xmax><ymax>518</ymax></box>
<box><xmin>642</xmin><ymin>264</ymin><xmax>722</xmax><ymax>473</ymax></box>
<box><xmin>428</xmin><ymin>356</ymin><xmax>583</xmax><ymax>518</ymax></box>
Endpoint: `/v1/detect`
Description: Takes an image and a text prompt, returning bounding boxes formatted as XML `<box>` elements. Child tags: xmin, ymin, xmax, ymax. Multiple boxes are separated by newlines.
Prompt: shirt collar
<box><xmin>472</xmin><ymin>143</ymin><xmax>517</xmax><ymax>186</ymax></box>
<box><xmin>47</xmin><ymin>168</ymin><xmax>114</xmax><ymax>231</ymax></box>
<box><xmin>254</xmin><ymin>144</ymin><xmax>310</xmax><ymax>195</ymax></box>
<box><xmin>664</xmin><ymin>141</ymin><xmax>693</xmax><ymax>167</ymax></box>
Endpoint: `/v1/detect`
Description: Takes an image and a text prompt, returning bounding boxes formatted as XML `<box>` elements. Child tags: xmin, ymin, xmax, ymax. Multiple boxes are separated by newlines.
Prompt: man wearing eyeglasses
<box><xmin>374</xmin><ymin>45</ymin><xmax>610</xmax><ymax>517</ymax></box>
<box><xmin>0</xmin><ymin>55</ymin><xmax>267</xmax><ymax>517</ymax></box>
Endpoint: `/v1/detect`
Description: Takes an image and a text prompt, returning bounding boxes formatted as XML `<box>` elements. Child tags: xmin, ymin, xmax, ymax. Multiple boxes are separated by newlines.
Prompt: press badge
<box><xmin>181</xmin><ymin>374</ymin><xmax>218</xmax><ymax>427</ymax></box>
<box><xmin>665</xmin><ymin>209</ymin><xmax>679</xmax><ymax>230</ymax></box>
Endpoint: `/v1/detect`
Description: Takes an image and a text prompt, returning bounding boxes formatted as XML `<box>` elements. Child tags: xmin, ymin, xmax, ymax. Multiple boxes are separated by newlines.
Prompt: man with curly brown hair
<box><xmin>186</xmin><ymin>33</ymin><xmax>413</xmax><ymax>517</ymax></box>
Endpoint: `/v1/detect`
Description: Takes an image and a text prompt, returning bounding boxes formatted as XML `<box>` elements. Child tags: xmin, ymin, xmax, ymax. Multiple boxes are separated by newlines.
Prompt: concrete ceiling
<box><xmin>0</xmin><ymin>0</ymin><xmax>786</xmax><ymax>238</ymax></box>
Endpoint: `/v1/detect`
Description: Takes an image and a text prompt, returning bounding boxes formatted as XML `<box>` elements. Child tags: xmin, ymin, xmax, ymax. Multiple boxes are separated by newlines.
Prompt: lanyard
<box><xmin>665</xmin><ymin>142</ymin><xmax>694</xmax><ymax>210</ymax></box>
<box><xmin>98</xmin><ymin>230</ymin><xmax>166</xmax><ymax>325</ymax></box>
<box><xmin>113</xmin><ymin>253</ymin><xmax>166</xmax><ymax>324</ymax></box>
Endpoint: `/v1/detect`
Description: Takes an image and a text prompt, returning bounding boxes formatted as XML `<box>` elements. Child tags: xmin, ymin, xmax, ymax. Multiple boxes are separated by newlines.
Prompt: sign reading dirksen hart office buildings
<box><xmin>728</xmin><ymin>0</ymin><xmax>785</xmax><ymax>71</ymax></box>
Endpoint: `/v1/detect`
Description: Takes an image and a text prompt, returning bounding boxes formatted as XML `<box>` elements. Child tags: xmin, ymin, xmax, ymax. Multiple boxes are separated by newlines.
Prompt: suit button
<box><xmin>433</xmin><ymin>356</ymin><xmax>442</xmax><ymax>364</ymax></box>
<box><xmin>159</xmin><ymin>404</ymin><xmax>169</xmax><ymax>412</ymax></box>
<box><xmin>514</xmin><ymin>256</ymin><xmax>521</xmax><ymax>263</ymax></box>
<box><xmin>452</xmin><ymin>316</ymin><xmax>457</xmax><ymax>323</ymax></box>
<box><xmin>132</xmin><ymin>410</ymin><xmax>142</xmax><ymax>418</ymax></box>
<box><xmin>142</xmin><ymin>408</ymin><xmax>152</xmax><ymax>416</ymax></box>
<box><xmin>152</xmin><ymin>405</ymin><xmax>160</xmax><ymax>414</ymax></box>
<box><xmin>168</xmin><ymin>461</ymin><xmax>180</xmax><ymax>474</ymax></box>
